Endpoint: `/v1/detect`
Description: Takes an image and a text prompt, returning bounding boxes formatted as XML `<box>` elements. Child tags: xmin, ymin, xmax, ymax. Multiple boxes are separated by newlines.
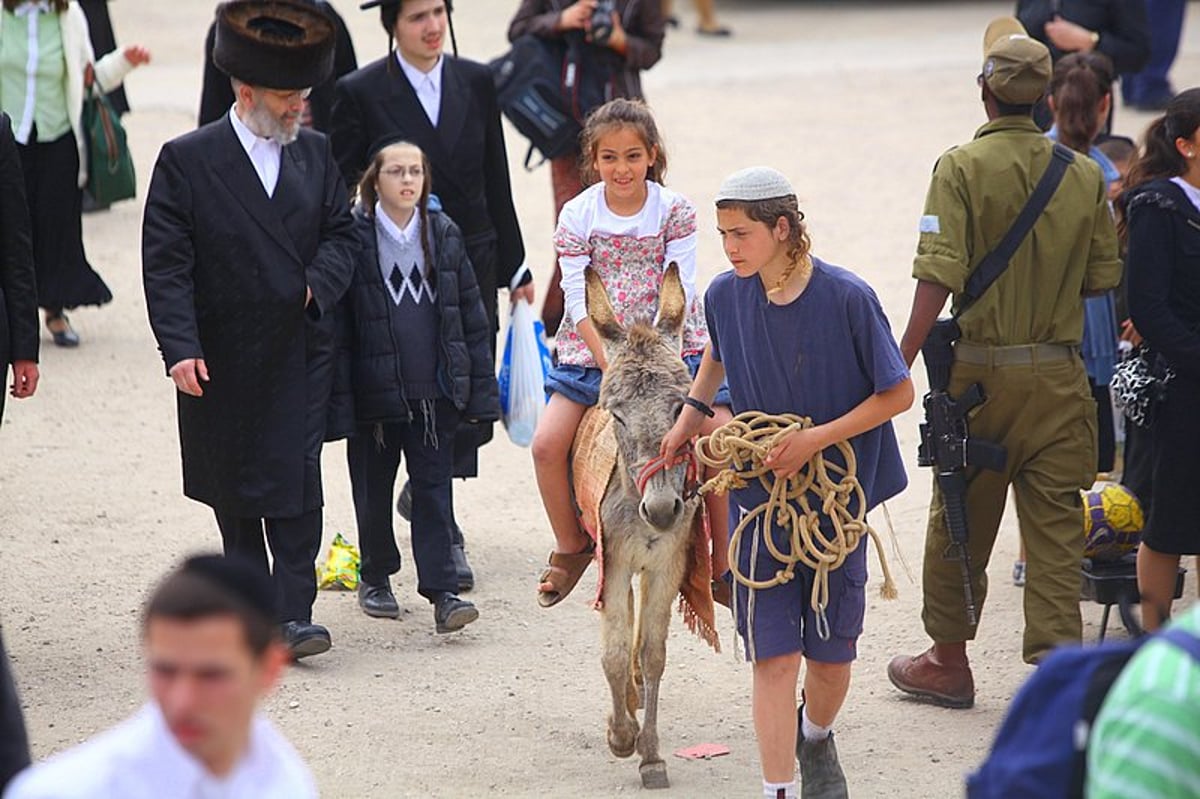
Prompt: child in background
<box><xmin>339</xmin><ymin>139</ymin><xmax>498</xmax><ymax>633</ymax></box>
<box><xmin>533</xmin><ymin>98</ymin><xmax>732</xmax><ymax>607</ymax></box>
<box><xmin>662</xmin><ymin>167</ymin><xmax>913</xmax><ymax>799</ymax></box>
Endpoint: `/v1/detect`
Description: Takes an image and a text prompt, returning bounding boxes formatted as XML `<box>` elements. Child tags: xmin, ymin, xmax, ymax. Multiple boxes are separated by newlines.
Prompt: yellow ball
<box><xmin>1081</xmin><ymin>481</ymin><xmax>1144</xmax><ymax>560</ymax></box>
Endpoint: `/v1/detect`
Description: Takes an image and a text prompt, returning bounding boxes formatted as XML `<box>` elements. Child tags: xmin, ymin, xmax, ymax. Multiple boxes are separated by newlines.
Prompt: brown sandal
<box><xmin>537</xmin><ymin>544</ymin><xmax>596</xmax><ymax>608</ymax></box>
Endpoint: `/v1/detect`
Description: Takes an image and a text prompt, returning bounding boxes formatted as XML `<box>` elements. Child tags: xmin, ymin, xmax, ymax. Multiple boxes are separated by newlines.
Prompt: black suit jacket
<box><xmin>0</xmin><ymin>630</ymin><xmax>29</xmax><ymax>794</ymax></box>
<box><xmin>0</xmin><ymin>112</ymin><xmax>37</xmax><ymax>425</ymax></box>
<box><xmin>142</xmin><ymin>119</ymin><xmax>357</xmax><ymax>517</ymax></box>
<box><xmin>197</xmin><ymin>0</ymin><xmax>357</xmax><ymax>133</ymax></box>
<box><xmin>331</xmin><ymin>55</ymin><xmax>526</xmax><ymax>294</ymax></box>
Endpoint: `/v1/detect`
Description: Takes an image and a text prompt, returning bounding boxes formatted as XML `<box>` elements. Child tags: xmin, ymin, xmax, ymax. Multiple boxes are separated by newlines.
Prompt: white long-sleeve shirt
<box><xmin>4</xmin><ymin>703</ymin><xmax>316</xmax><ymax>799</ymax></box>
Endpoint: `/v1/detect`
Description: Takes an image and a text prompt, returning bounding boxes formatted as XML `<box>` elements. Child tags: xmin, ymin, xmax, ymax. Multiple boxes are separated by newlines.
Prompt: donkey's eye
<box><xmin>610</xmin><ymin>411</ymin><xmax>626</xmax><ymax>427</ymax></box>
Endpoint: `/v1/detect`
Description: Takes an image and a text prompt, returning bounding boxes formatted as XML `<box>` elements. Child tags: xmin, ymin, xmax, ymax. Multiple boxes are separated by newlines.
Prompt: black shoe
<box><xmin>451</xmin><ymin>539</ymin><xmax>475</xmax><ymax>593</ymax></box>
<box><xmin>433</xmin><ymin>593</ymin><xmax>478</xmax><ymax>634</ymax></box>
<box><xmin>46</xmin><ymin>313</ymin><xmax>80</xmax><ymax>348</ymax></box>
<box><xmin>357</xmin><ymin>579</ymin><xmax>400</xmax><ymax>619</ymax></box>
<box><xmin>281</xmin><ymin>621</ymin><xmax>331</xmax><ymax>660</ymax></box>
<box><xmin>396</xmin><ymin>481</ymin><xmax>413</xmax><ymax>520</ymax></box>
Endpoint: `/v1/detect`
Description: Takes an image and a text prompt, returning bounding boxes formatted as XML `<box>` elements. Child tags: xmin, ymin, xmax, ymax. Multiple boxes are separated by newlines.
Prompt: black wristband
<box><xmin>683</xmin><ymin>396</ymin><xmax>715</xmax><ymax>418</ymax></box>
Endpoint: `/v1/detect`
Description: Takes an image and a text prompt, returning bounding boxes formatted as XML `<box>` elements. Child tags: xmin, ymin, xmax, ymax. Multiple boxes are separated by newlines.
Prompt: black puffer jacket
<box><xmin>330</xmin><ymin>208</ymin><xmax>500</xmax><ymax>431</ymax></box>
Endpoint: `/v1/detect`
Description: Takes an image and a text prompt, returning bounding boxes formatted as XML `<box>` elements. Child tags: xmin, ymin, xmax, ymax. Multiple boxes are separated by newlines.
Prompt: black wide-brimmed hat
<box><xmin>214</xmin><ymin>0</ymin><xmax>336</xmax><ymax>90</ymax></box>
<box><xmin>358</xmin><ymin>0</ymin><xmax>454</xmax><ymax>12</ymax></box>
<box><xmin>358</xmin><ymin>0</ymin><xmax>457</xmax><ymax>55</ymax></box>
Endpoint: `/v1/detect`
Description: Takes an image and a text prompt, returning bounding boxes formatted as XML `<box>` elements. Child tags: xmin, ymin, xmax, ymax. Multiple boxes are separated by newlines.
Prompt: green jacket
<box><xmin>913</xmin><ymin>116</ymin><xmax>1121</xmax><ymax>347</ymax></box>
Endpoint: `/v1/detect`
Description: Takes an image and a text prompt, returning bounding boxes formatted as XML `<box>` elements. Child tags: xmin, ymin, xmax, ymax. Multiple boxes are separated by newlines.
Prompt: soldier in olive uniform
<box><xmin>887</xmin><ymin>17</ymin><xmax>1122</xmax><ymax>709</ymax></box>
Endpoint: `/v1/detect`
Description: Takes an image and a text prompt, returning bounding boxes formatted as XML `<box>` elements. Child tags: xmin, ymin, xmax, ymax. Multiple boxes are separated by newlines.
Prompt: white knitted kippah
<box><xmin>714</xmin><ymin>166</ymin><xmax>795</xmax><ymax>203</ymax></box>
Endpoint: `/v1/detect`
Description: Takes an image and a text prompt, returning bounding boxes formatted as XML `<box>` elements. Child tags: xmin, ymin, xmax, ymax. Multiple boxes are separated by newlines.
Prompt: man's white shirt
<box><xmin>3</xmin><ymin>703</ymin><xmax>316</xmax><ymax>799</ymax></box>
<box><xmin>396</xmin><ymin>51</ymin><xmax>443</xmax><ymax>127</ymax></box>
<box><xmin>229</xmin><ymin>107</ymin><xmax>281</xmax><ymax>198</ymax></box>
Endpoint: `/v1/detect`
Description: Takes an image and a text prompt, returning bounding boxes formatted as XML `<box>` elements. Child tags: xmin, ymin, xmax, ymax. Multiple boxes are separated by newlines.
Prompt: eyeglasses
<box><xmin>262</xmin><ymin>87</ymin><xmax>312</xmax><ymax>104</ymax></box>
<box><xmin>380</xmin><ymin>165</ymin><xmax>424</xmax><ymax>179</ymax></box>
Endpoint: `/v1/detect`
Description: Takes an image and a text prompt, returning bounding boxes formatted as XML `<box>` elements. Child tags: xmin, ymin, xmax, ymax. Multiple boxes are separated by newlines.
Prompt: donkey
<box><xmin>582</xmin><ymin>263</ymin><xmax>699</xmax><ymax>790</ymax></box>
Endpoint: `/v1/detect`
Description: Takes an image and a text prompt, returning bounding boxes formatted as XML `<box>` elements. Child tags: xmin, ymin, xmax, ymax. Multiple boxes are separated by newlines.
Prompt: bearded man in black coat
<box><xmin>142</xmin><ymin>0</ymin><xmax>357</xmax><ymax>659</ymax></box>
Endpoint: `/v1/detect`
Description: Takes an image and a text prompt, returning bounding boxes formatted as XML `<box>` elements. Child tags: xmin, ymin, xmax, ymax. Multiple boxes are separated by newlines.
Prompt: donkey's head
<box><xmin>586</xmin><ymin>263</ymin><xmax>694</xmax><ymax>531</ymax></box>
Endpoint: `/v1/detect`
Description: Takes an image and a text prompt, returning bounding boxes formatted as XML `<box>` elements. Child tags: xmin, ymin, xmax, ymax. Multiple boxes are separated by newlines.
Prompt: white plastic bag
<box><xmin>498</xmin><ymin>298</ymin><xmax>550</xmax><ymax>446</ymax></box>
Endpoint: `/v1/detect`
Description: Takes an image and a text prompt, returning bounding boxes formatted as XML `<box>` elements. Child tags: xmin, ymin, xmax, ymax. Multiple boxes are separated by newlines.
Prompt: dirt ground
<box><xmin>3</xmin><ymin>1</ymin><xmax>1198</xmax><ymax>796</ymax></box>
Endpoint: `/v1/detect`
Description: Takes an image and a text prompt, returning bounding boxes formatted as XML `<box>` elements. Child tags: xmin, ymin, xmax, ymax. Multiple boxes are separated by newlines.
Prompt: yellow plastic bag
<box><xmin>317</xmin><ymin>533</ymin><xmax>361</xmax><ymax>590</ymax></box>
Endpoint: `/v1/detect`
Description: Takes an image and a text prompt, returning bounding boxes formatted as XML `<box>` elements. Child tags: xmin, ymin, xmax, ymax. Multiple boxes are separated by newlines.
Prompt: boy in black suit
<box><xmin>333</xmin><ymin>0</ymin><xmax>532</xmax><ymax>590</ymax></box>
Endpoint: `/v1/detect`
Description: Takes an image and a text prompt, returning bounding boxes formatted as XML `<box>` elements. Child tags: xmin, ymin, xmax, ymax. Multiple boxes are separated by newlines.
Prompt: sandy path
<box><xmin>2</xmin><ymin>1</ymin><xmax>1197</xmax><ymax>796</ymax></box>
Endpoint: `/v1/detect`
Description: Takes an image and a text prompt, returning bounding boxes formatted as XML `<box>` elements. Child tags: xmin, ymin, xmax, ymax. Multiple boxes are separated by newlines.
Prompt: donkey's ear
<box><xmin>586</xmin><ymin>266</ymin><xmax>625</xmax><ymax>343</ymax></box>
<box><xmin>656</xmin><ymin>261</ymin><xmax>686</xmax><ymax>338</ymax></box>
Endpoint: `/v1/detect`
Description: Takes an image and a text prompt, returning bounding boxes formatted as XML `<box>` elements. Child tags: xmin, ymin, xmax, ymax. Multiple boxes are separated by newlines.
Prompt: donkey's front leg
<box><xmin>601</xmin><ymin>564</ymin><xmax>639</xmax><ymax>759</ymax></box>
<box><xmin>636</xmin><ymin>565</ymin><xmax>685</xmax><ymax>790</ymax></box>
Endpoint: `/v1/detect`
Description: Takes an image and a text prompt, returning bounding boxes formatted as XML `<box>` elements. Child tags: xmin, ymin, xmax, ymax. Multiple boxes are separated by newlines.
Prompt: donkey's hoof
<box><xmin>640</xmin><ymin>760</ymin><xmax>670</xmax><ymax>790</ymax></box>
<box><xmin>609</xmin><ymin>724</ymin><xmax>638</xmax><ymax>758</ymax></box>
<box><xmin>607</xmin><ymin>721</ymin><xmax>638</xmax><ymax>759</ymax></box>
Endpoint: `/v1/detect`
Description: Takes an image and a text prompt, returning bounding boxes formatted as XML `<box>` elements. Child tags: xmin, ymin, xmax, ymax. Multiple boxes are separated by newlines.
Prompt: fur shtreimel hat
<box><xmin>213</xmin><ymin>0</ymin><xmax>336</xmax><ymax>90</ymax></box>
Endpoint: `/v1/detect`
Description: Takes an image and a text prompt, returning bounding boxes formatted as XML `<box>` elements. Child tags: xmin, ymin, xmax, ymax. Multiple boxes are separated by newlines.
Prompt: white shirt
<box><xmin>3</xmin><ymin>703</ymin><xmax>317</xmax><ymax>799</ymax></box>
<box><xmin>1170</xmin><ymin>176</ymin><xmax>1200</xmax><ymax>214</ymax></box>
<box><xmin>229</xmin><ymin>106</ymin><xmax>282</xmax><ymax>197</ymax></box>
<box><xmin>556</xmin><ymin>181</ymin><xmax>698</xmax><ymax>326</ymax></box>
<box><xmin>396</xmin><ymin>51</ymin><xmax>443</xmax><ymax>127</ymax></box>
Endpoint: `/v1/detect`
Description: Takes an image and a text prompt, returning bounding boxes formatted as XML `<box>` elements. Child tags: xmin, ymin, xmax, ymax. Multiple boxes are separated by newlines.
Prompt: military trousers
<box><xmin>921</xmin><ymin>352</ymin><xmax>1096</xmax><ymax>663</ymax></box>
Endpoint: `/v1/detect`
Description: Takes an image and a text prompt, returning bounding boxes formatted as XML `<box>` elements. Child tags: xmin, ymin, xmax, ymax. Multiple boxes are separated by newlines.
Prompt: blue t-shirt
<box><xmin>705</xmin><ymin>258</ymin><xmax>910</xmax><ymax>514</ymax></box>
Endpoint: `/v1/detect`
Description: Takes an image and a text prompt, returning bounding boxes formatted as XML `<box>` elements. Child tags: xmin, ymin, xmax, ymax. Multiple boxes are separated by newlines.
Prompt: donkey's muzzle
<box><xmin>639</xmin><ymin>495</ymin><xmax>685</xmax><ymax>531</ymax></box>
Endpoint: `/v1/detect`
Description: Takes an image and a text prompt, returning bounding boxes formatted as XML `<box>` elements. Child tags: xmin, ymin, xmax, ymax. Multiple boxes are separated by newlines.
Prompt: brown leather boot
<box><xmin>887</xmin><ymin>645</ymin><xmax>975</xmax><ymax>708</ymax></box>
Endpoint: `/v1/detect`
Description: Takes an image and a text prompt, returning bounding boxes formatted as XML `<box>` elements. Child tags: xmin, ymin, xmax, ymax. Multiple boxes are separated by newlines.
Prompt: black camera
<box><xmin>590</xmin><ymin>0</ymin><xmax>617</xmax><ymax>45</ymax></box>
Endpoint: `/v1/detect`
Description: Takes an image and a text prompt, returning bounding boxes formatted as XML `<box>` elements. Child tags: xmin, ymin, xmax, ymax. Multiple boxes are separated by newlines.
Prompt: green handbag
<box><xmin>82</xmin><ymin>79</ymin><xmax>136</xmax><ymax>205</ymax></box>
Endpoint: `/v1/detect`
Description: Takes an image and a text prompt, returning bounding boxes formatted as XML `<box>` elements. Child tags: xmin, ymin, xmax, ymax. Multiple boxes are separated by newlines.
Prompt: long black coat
<box><xmin>0</xmin><ymin>630</ymin><xmax>29</xmax><ymax>794</ymax></box>
<box><xmin>330</xmin><ymin>209</ymin><xmax>500</xmax><ymax>431</ymax></box>
<box><xmin>196</xmin><ymin>0</ymin><xmax>357</xmax><ymax>133</ymax></box>
<box><xmin>330</xmin><ymin>54</ymin><xmax>526</xmax><ymax>307</ymax></box>
<box><xmin>142</xmin><ymin>120</ymin><xmax>357</xmax><ymax>518</ymax></box>
<box><xmin>1124</xmin><ymin>178</ymin><xmax>1200</xmax><ymax>549</ymax></box>
<box><xmin>0</xmin><ymin>113</ymin><xmax>37</xmax><ymax>426</ymax></box>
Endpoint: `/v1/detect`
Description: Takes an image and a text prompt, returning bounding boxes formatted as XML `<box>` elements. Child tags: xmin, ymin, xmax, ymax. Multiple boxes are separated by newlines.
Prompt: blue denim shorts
<box><xmin>728</xmin><ymin>503</ymin><xmax>868</xmax><ymax>664</ymax></box>
<box><xmin>546</xmin><ymin>353</ymin><xmax>732</xmax><ymax>408</ymax></box>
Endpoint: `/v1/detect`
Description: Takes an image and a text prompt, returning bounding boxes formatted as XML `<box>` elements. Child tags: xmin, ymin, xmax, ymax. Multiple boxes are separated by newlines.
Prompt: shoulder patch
<box><xmin>919</xmin><ymin>215</ymin><xmax>941</xmax><ymax>234</ymax></box>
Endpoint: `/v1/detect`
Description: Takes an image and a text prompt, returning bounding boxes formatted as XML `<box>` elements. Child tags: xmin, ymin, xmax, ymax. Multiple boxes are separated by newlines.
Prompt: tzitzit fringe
<box><xmin>697</xmin><ymin>412</ymin><xmax>899</xmax><ymax>625</ymax></box>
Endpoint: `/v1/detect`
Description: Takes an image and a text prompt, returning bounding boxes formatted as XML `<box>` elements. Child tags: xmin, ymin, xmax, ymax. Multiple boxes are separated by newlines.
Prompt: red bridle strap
<box><xmin>635</xmin><ymin>444</ymin><xmax>700</xmax><ymax>498</ymax></box>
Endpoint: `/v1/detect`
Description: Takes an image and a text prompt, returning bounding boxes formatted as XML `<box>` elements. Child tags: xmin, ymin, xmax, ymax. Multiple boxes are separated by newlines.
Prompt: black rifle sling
<box><xmin>954</xmin><ymin>143</ymin><xmax>1075</xmax><ymax>318</ymax></box>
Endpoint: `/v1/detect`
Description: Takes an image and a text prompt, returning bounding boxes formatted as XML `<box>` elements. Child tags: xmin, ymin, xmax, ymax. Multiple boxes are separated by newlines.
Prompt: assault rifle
<box><xmin>917</xmin><ymin>319</ymin><xmax>1006</xmax><ymax>627</ymax></box>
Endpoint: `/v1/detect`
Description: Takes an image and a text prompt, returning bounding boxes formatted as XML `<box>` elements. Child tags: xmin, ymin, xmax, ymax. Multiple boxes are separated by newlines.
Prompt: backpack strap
<box><xmin>1161</xmin><ymin>626</ymin><xmax>1200</xmax><ymax>661</ymax></box>
<box><xmin>954</xmin><ymin>143</ymin><xmax>1076</xmax><ymax>317</ymax></box>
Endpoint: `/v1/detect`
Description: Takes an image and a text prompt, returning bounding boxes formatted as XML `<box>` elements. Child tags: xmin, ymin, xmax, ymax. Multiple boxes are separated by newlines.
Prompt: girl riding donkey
<box><xmin>336</xmin><ymin>138</ymin><xmax>498</xmax><ymax>633</ymax></box>
<box><xmin>533</xmin><ymin>98</ymin><xmax>732</xmax><ymax>607</ymax></box>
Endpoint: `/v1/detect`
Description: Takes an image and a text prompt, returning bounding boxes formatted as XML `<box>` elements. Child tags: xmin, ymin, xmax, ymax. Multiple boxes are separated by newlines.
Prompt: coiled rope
<box><xmin>696</xmin><ymin>411</ymin><xmax>899</xmax><ymax>628</ymax></box>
